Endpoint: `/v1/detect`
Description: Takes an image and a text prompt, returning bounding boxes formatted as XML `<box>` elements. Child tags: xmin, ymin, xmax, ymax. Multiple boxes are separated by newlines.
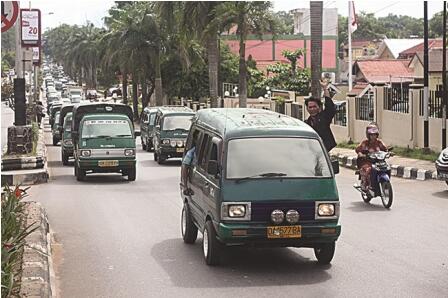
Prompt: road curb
<box><xmin>331</xmin><ymin>153</ymin><xmax>436</xmax><ymax>181</ymax></box>
<box><xmin>19</xmin><ymin>202</ymin><xmax>54</xmax><ymax>298</ymax></box>
<box><xmin>1</xmin><ymin>128</ymin><xmax>49</xmax><ymax>186</ymax></box>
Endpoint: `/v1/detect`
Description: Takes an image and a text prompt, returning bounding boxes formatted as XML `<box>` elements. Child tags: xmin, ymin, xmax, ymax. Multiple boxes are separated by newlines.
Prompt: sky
<box><xmin>20</xmin><ymin>0</ymin><xmax>444</xmax><ymax>32</ymax></box>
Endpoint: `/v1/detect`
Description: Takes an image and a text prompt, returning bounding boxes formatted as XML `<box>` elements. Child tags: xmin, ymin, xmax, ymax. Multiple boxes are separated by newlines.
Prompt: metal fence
<box><xmin>419</xmin><ymin>89</ymin><xmax>443</xmax><ymax>118</ymax></box>
<box><xmin>356</xmin><ymin>92</ymin><xmax>374</xmax><ymax>121</ymax></box>
<box><xmin>291</xmin><ymin>103</ymin><xmax>303</xmax><ymax>120</ymax></box>
<box><xmin>384</xmin><ymin>86</ymin><xmax>409</xmax><ymax>113</ymax></box>
<box><xmin>333</xmin><ymin>101</ymin><xmax>347</xmax><ymax>126</ymax></box>
<box><xmin>222</xmin><ymin>83</ymin><xmax>239</xmax><ymax>97</ymax></box>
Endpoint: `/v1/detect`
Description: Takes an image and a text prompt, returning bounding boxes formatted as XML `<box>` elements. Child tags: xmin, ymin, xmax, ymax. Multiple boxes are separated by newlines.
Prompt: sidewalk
<box><xmin>330</xmin><ymin>147</ymin><xmax>437</xmax><ymax>181</ymax></box>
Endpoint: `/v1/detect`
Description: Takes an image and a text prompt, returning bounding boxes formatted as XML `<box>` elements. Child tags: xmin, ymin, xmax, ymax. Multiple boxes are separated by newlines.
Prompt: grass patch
<box><xmin>337</xmin><ymin>142</ymin><xmax>440</xmax><ymax>161</ymax></box>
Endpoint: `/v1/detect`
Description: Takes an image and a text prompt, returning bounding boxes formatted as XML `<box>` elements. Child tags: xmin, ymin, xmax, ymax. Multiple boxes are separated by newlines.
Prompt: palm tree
<box><xmin>182</xmin><ymin>2</ymin><xmax>222</xmax><ymax>108</ymax></box>
<box><xmin>310</xmin><ymin>1</ymin><xmax>323</xmax><ymax>99</ymax></box>
<box><xmin>214</xmin><ymin>2</ymin><xmax>275</xmax><ymax>108</ymax></box>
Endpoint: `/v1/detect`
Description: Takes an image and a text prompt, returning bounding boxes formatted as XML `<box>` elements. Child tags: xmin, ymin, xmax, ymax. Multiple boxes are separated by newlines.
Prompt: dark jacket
<box><xmin>305</xmin><ymin>96</ymin><xmax>337</xmax><ymax>152</ymax></box>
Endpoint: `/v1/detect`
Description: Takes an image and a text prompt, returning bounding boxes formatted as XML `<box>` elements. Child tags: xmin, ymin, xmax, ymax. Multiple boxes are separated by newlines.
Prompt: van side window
<box><xmin>186</xmin><ymin>127</ymin><xmax>200</xmax><ymax>150</ymax></box>
<box><xmin>198</xmin><ymin>134</ymin><xmax>211</xmax><ymax>170</ymax></box>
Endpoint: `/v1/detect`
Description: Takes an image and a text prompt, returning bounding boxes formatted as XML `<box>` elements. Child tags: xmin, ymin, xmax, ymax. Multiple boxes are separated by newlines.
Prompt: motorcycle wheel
<box><xmin>380</xmin><ymin>181</ymin><xmax>393</xmax><ymax>209</ymax></box>
<box><xmin>361</xmin><ymin>192</ymin><xmax>372</xmax><ymax>203</ymax></box>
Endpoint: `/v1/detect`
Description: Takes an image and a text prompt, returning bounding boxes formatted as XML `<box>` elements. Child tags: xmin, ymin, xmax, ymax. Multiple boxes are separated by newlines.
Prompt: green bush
<box><xmin>1</xmin><ymin>185</ymin><xmax>38</xmax><ymax>297</ymax></box>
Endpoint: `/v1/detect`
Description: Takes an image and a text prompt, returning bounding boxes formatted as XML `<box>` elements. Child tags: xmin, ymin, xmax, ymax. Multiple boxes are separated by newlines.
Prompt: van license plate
<box><xmin>98</xmin><ymin>160</ymin><xmax>119</xmax><ymax>167</ymax></box>
<box><xmin>267</xmin><ymin>225</ymin><xmax>301</xmax><ymax>239</ymax></box>
<box><xmin>176</xmin><ymin>148</ymin><xmax>184</xmax><ymax>153</ymax></box>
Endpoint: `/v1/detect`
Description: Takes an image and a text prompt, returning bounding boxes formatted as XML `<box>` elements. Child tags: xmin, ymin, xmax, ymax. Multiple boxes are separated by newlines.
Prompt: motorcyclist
<box><xmin>355</xmin><ymin>123</ymin><xmax>388</xmax><ymax>191</ymax></box>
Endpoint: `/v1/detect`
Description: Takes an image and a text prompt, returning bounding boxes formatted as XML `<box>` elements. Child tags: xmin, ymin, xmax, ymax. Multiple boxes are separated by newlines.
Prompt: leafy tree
<box><xmin>429</xmin><ymin>11</ymin><xmax>445</xmax><ymax>38</ymax></box>
<box><xmin>272</xmin><ymin>11</ymin><xmax>294</xmax><ymax>35</ymax></box>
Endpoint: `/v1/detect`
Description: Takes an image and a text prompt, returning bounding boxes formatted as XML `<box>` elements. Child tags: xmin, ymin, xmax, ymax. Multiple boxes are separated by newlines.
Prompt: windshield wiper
<box><xmin>83</xmin><ymin>135</ymin><xmax>111</xmax><ymax>139</ymax></box>
<box><xmin>235</xmin><ymin>172</ymin><xmax>287</xmax><ymax>184</ymax></box>
<box><xmin>113</xmin><ymin>134</ymin><xmax>132</xmax><ymax>137</ymax></box>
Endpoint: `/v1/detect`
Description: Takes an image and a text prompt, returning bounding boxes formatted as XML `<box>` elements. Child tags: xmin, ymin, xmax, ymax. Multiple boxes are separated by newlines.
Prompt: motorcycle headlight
<box><xmin>285</xmin><ymin>210</ymin><xmax>300</xmax><ymax>224</ymax></box>
<box><xmin>162</xmin><ymin>139</ymin><xmax>170</xmax><ymax>145</ymax></box>
<box><xmin>80</xmin><ymin>149</ymin><xmax>91</xmax><ymax>157</ymax></box>
<box><xmin>271</xmin><ymin>209</ymin><xmax>284</xmax><ymax>224</ymax></box>
<box><xmin>176</xmin><ymin>140</ymin><xmax>183</xmax><ymax>147</ymax></box>
<box><xmin>124</xmin><ymin>149</ymin><xmax>135</xmax><ymax>156</ymax></box>
<box><xmin>170</xmin><ymin>140</ymin><xmax>176</xmax><ymax>147</ymax></box>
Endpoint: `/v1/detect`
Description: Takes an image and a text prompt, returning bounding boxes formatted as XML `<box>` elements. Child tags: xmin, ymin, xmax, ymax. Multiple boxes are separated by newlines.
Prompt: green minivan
<box><xmin>153</xmin><ymin>106</ymin><xmax>195</xmax><ymax>164</ymax></box>
<box><xmin>180</xmin><ymin>108</ymin><xmax>341</xmax><ymax>266</ymax></box>
<box><xmin>58</xmin><ymin>104</ymin><xmax>76</xmax><ymax>165</ymax></box>
<box><xmin>140</xmin><ymin>107</ymin><xmax>159</xmax><ymax>152</ymax></box>
<box><xmin>71</xmin><ymin>103</ymin><xmax>137</xmax><ymax>182</ymax></box>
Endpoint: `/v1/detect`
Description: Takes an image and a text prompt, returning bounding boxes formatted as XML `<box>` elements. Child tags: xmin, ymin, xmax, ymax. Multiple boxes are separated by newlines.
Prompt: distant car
<box><xmin>435</xmin><ymin>148</ymin><xmax>448</xmax><ymax>186</ymax></box>
<box><xmin>70</xmin><ymin>95</ymin><xmax>82</xmax><ymax>103</ymax></box>
<box><xmin>86</xmin><ymin>89</ymin><xmax>98</xmax><ymax>101</ymax></box>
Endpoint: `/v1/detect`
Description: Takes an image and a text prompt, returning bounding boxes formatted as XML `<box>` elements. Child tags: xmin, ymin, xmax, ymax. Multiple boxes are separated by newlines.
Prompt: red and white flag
<box><xmin>349</xmin><ymin>1</ymin><xmax>358</xmax><ymax>33</ymax></box>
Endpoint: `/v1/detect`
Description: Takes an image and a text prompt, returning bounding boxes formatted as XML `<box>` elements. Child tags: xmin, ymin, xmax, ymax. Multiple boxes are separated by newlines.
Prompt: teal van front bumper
<box><xmin>78</xmin><ymin>158</ymin><xmax>136</xmax><ymax>172</ymax></box>
<box><xmin>216</xmin><ymin>221</ymin><xmax>341</xmax><ymax>247</ymax></box>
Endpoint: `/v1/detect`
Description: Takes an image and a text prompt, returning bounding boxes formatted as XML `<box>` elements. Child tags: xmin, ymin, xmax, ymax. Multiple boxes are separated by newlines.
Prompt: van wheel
<box><xmin>127</xmin><ymin>167</ymin><xmax>136</xmax><ymax>181</ymax></box>
<box><xmin>76</xmin><ymin>164</ymin><xmax>86</xmax><ymax>181</ymax></box>
<box><xmin>141</xmin><ymin>138</ymin><xmax>147</xmax><ymax>151</ymax></box>
<box><xmin>52</xmin><ymin>136</ymin><xmax>58</xmax><ymax>146</ymax></box>
<box><xmin>181</xmin><ymin>203</ymin><xmax>198</xmax><ymax>244</ymax></box>
<box><xmin>146</xmin><ymin>139</ymin><xmax>153</xmax><ymax>152</ymax></box>
<box><xmin>203</xmin><ymin>220</ymin><xmax>222</xmax><ymax>266</ymax></box>
<box><xmin>157</xmin><ymin>154</ymin><xmax>166</xmax><ymax>165</ymax></box>
<box><xmin>314</xmin><ymin>242</ymin><xmax>335</xmax><ymax>265</ymax></box>
<box><xmin>62</xmin><ymin>151</ymin><xmax>69</xmax><ymax>165</ymax></box>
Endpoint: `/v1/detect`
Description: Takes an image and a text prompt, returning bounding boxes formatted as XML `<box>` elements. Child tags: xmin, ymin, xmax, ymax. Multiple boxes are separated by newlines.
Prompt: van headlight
<box><xmin>221</xmin><ymin>202</ymin><xmax>251</xmax><ymax>221</ymax></box>
<box><xmin>63</xmin><ymin>139</ymin><xmax>72</xmax><ymax>146</ymax></box>
<box><xmin>162</xmin><ymin>139</ymin><xmax>170</xmax><ymax>145</ymax></box>
<box><xmin>270</xmin><ymin>209</ymin><xmax>284</xmax><ymax>224</ymax></box>
<box><xmin>170</xmin><ymin>140</ymin><xmax>176</xmax><ymax>147</ymax></box>
<box><xmin>176</xmin><ymin>140</ymin><xmax>183</xmax><ymax>147</ymax></box>
<box><xmin>315</xmin><ymin>202</ymin><xmax>339</xmax><ymax>219</ymax></box>
<box><xmin>285</xmin><ymin>210</ymin><xmax>300</xmax><ymax>224</ymax></box>
<box><xmin>124</xmin><ymin>149</ymin><xmax>135</xmax><ymax>156</ymax></box>
<box><xmin>80</xmin><ymin>149</ymin><xmax>91</xmax><ymax>157</ymax></box>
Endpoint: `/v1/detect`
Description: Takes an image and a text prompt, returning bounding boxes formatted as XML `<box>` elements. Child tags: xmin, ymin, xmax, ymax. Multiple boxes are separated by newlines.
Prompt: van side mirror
<box><xmin>207</xmin><ymin>160</ymin><xmax>219</xmax><ymax>176</ymax></box>
<box><xmin>331</xmin><ymin>159</ymin><xmax>340</xmax><ymax>175</ymax></box>
<box><xmin>155</xmin><ymin>125</ymin><xmax>160</xmax><ymax>130</ymax></box>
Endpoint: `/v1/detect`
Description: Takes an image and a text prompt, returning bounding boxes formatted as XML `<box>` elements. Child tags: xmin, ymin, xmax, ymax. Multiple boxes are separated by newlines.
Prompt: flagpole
<box><xmin>348</xmin><ymin>1</ymin><xmax>353</xmax><ymax>91</ymax></box>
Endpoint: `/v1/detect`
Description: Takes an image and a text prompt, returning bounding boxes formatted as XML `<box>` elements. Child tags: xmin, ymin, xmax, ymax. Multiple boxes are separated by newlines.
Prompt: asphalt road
<box><xmin>27</xmin><ymin>130</ymin><xmax>448</xmax><ymax>298</ymax></box>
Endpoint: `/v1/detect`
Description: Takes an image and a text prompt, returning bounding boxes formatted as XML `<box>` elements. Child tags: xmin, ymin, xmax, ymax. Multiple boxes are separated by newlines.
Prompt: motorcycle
<box><xmin>353</xmin><ymin>150</ymin><xmax>394</xmax><ymax>209</ymax></box>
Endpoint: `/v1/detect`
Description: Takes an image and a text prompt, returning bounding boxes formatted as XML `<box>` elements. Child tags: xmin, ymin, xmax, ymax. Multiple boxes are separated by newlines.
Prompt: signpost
<box><xmin>20</xmin><ymin>9</ymin><xmax>41</xmax><ymax>46</ymax></box>
<box><xmin>1</xmin><ymin>1</ymin><xmax>19</xmax><ymax>33</ymax></box>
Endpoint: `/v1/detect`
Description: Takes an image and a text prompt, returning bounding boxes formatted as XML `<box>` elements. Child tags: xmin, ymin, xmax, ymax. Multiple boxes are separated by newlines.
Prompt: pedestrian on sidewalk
<box><xmin>36</xmin><ymin>101</ymin><xmax>45</xmax><ymax>128</ymax></box>
<box><xmin>305</xmin><ymin>80</ymin><xmax>337</xmax><ymax>152</ymax></box>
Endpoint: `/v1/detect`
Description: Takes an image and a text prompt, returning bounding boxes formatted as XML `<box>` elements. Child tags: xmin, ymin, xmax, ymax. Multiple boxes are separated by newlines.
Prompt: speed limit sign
<box><xmin>21</xmin><ymin>9</ymin><xmax>41</xmax><ymax>46</ymax></box>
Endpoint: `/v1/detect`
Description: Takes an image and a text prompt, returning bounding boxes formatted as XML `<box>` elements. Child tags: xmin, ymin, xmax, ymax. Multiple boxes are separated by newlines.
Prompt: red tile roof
<box><xmin>398</xmin><ymin>39</ymin><xmax>443</xmax><ymax>58</ymax></box>
<box><xmin>355</xmin><ymin>59</ymin><xmax>414</xmax><ymax>83</ymax></box>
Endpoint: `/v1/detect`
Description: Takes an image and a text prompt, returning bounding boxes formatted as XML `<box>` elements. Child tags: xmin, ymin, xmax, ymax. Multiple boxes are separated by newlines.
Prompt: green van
<box><xmin>71</xmin><ymin>103</ymin><xmax>137</xmax><ymax>181</ymax></box>
<box><xmin>180</xmin><ymin>108</ymin><xmax>341</xmax><ymax>266</ymax></box>
<box><xmin>58</xmin><ymin>104</ymin><xmax>76</xmax><ymax>165</ymax></box>
<box><xmin>153</xmin><ymin>106</ymin><xmax>195</xmax><ymax>164</ymax></box>
<box><xmin>140</xmin><ymin>107</ymin><xmax>159</xmax><ymax>152</ymax></box>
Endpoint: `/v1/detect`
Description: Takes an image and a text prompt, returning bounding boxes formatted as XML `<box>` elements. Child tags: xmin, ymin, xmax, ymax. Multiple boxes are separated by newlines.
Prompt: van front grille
<box><xmin>251</xmin><ymin>201</ymin><xmax>315</xmax><ymax>222</ymax></box>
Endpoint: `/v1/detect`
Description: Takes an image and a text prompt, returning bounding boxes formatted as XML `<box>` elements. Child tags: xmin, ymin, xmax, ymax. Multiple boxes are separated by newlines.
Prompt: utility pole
<box><xmin>423</xmin><ymin>1</ymin><xmax>429</xmax><ymax>150</ymax></box>
<box><xmin>442</xmin><ymin>1</ymin><xmax>447</xmax><ymax>149</ymax></box>
<box><xmin>310</xmin><ymin>1</ymin><xmax>323</xmax><ymax>100</ymax></box>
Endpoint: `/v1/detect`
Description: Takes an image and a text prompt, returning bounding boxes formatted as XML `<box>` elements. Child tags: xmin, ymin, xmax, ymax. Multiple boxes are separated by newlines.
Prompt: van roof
<box><xmin>143</xmin><ymin>107</ymin><xmax>159</xmax><ymax>114</ymax></box>
<box><xmin>156</xmin><ymin>106</ymin><xmax>194</xmax><ymax>115</ymax></box>
<box><xmin>194</xmin><ymin>108</ymin><xmax>318</xmax><ymax>139</ymax></box>
<box><xmin>72</xmin><ymin>103</ymin><xmax>133</xmax><ymax>133</ymax></box>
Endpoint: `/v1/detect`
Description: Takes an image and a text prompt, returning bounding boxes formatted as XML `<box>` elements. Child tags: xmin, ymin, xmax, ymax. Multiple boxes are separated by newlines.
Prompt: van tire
<box><xmin>203</xmin><ymin>220</ymin><xmax>222</xmax><ymax>266</ymax></box>
<box><xmin>52</xmin><ymin>136</ymin><xmax>58</xmax><ymax>146</ymax></box>
<box><xmin>141</xmin><ymin>138</ymin><xmax>147</xmax><ymax>151</ymax></box>
<box><xmin>146</xmin><ymin>139</ymin><xmax>153</xmax><ymax>152</ymax></box>
<box><xmin>314</xmin><ymin>242</ymin><xmax>335</xmax><ymax>265</ymax></box>
<box><xmin>76</xmin><ymin>164</ymin><xmax>86</xmax><ymax>181</ymax></box>
<box><xmin>157</xmin><ymin>154</ymin><xmax>166</xmax><ymax>165</ymax></box>
<box><xmin>62</xmin><ymin>151</ymin><xmax>69</xmax><ymax>165</ymax></box>
<box><xmin>181</xmin><ymin>203</ymin><xmax>198</xmax><ymax>244</ymax></box>
<box><xmin>127</xmin><ymin>167</ymin><xmax>136</xmax><ymax>181</ymax></box>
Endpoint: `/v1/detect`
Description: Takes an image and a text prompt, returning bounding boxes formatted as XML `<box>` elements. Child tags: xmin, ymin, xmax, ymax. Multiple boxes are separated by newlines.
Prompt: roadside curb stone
<box><xmin>331</xmin><ymin>153</ymin><xmax>437</xmax><ymax>181</ymax></box>
<box><xmin>19</xmin><ymin>202</ymin><xmax>54</xmax><ymax>298</ymax></box>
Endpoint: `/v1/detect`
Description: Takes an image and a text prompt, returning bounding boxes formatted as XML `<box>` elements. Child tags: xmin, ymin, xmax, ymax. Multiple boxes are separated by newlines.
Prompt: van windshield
<box><xmin>162</xmin><ymin>115</ymin><xmax>192</xmax><ymax>131</ymax></box>
<box><xmin>81</xmin><ymin>119</ymin><xmax>132</xmax><ymax>138</ymax></box>
<box><xmin>64</xmin><ymin>116</ymin><xmax>72</xmax><ymax>132</ymax></box>
<box><xmin>226</xmin><ymin>138</ymin><xmax>331</xmax><ymax>179</ymax></box>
